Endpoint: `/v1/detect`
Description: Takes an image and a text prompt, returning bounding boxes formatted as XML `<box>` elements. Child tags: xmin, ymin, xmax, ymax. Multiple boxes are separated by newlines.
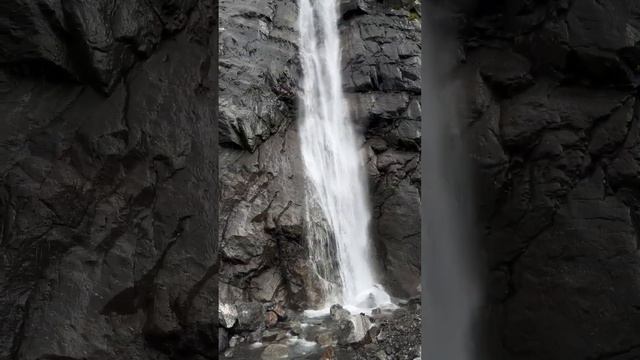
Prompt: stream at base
<box><xmin>222</xmin><ymin>299</ymin><xmax>421</xmax><ymax>360</ymax></box>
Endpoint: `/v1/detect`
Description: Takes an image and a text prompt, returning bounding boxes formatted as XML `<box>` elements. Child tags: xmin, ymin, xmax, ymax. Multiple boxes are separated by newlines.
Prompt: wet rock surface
<box><xmin>341</xmin><ymin>0</ymin><xmax>422</xmax><ymax>299</ymax></box>
<box><xmin>0</xmin><ymin>0</ymin><xmax>217</xmax><ymax>359</ymax></box>
<box><xmin>351</xmin><ymin>299</ymin><xmax>421</xmax><ymax>360</ymax></box>
<box><xmin>222</xmin><ymin>301</ymin><xmax>420</xmax><ymax>360</ymax></box>
<box><xmin>217</xmin><ymin>0</ymin><xmax>310</xmax><ymax>319</ymax></box>
<box><xmin>439</xmin><ymin>0</ymin><xmax>640</xmax><ymax>358</ymax></box>
<box><xmin>330</xmin><ymin>304</ymin><xmax>351</xmax><ymax>321</ymax></box>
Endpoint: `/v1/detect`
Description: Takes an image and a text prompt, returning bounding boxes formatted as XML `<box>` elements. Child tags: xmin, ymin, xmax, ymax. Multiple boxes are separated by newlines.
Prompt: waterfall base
<box><xmin>221</xmin><ymin>297</ymin><xmax>420</xmax><ymax>360</ymax></box>
<box><xmin>303</xmin><ymin>284</ymin><xmax>397</xmax><ymax>318</ymax></box>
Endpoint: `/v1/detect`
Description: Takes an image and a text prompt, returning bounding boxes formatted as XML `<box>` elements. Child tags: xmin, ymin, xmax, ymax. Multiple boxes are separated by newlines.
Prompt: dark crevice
<box><xmin>342</xmin><ymin>8</ymin><xmax>368</xmax><ymax>22</ymax></box>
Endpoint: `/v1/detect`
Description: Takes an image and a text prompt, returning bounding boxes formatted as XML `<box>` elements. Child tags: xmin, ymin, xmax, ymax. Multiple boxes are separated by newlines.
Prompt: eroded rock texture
<box><xmin>218</xmin><ymin>0</ymin><xmax>305</xmax><ymax>313</ymax></box>
<box><xmin>441</xmin><ymin>0</ymin><xmax>640</xmax><ymax>358</ymax></box>
<box><xmin>218</xmin><ymin>0</ymin><xmax>421</xmax><ymax>342</ymax></box>
<box><xmin>0</xmin><ymin>1</ymin><xmax>217</xmax><ymax>359</ymax></box>
<box><xmin>341</xmin><ymin>0</ymin><xmax>422</xmax><ymax>299</ymax></box>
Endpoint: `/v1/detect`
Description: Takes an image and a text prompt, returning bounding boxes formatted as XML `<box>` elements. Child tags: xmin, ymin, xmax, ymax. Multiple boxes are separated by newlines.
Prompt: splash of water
<box><xmin>297</xmin><ymin>0</ymin><xmax>392</xmax><ymax>314</ymax></box>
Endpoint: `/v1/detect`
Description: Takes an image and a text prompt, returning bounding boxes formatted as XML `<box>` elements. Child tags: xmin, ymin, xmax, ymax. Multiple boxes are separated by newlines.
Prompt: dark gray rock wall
<box><xmin>0</xmin><ymin>1</ymin><xmax>217</xmax><ymax>359</ymax></box>
<box><xmin>340</xmin><ymin>0</ymin><xmax>422</xmax><ymax>299</ymax></box>
<box><xmin>217</xmin><ymin>0</ymin><xmax>307</xmax><ymax>311</ymax></box>
<box><xmin>444</xmin><ymin>0</ymin><xmax>640</xmax><ymax>358</ymax></box>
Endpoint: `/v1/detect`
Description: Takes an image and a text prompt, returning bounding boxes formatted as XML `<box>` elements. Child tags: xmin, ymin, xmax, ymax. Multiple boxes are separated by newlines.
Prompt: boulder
<box><xmin>349</xmin><ymin>314</ymin><xmax>374</xmax><ymax>343</ymax></box>
<box><xmin>330</xmin><ymin>304</ymin><xmax>351</xmax><ymax>321</ymax></box>
<box><xmin>219</xmin><ymin>303</ymin><xmax>239</xmax><ymax>329</ymax></box>
<box><xmin>337</xmin><ymin>314</ymin><xmax>373</xmax><ymax>345</ymax></box>
<box><xmin>235</xmin><ymin>302</ymin><xmax>265</xmax><ymax>332</ymax></box>
<box><xmin>337</xmin><ymin>319</ymin><xmax>355</xmax><ymax>345</ymax></box>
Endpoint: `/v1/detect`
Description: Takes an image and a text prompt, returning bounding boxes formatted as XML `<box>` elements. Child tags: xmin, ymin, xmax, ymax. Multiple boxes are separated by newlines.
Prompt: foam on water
<box><xmin>303</xmin><ymin>284</ymin><xmax>397</xmax><ymax>317</ymax></box>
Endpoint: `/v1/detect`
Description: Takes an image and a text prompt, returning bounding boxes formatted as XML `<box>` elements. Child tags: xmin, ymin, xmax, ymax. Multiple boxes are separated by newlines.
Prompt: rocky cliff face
<box><xmin>442</xmin><ymin>0</ymin><xmax>640</xmax><ymax>358</ymax></box>
<box><xmin>342</xmin><ymin>0</ymin><xmax>422</xmax><ymax>299</ymax></box>
<box><xmin>0</xmin><ymin>1</ymin><xmax>217</xmax><ymax>359</ymax></box>
<box><xmin>218</xmin><ymin>0</ymin><xmax>305</xmax><ymax>313</ymax></box>
<box><xmin>217</xmin><ymin>0</ymin><xmax>421</xmax><ymax>344</ymax></box>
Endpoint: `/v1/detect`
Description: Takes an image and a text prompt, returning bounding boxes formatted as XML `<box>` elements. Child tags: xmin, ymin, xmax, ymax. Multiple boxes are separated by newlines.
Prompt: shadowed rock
<box><xmin>0</xmin><ymin>0</ymin><xmax>217</xmax><ymax>359</ymax></box>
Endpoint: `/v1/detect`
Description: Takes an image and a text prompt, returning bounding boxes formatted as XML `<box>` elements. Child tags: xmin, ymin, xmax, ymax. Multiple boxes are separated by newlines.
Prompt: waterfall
<box><xmin>297</xmin><ymin>0</ymin><xmax>392</xmax><ymax>314</ymax></box>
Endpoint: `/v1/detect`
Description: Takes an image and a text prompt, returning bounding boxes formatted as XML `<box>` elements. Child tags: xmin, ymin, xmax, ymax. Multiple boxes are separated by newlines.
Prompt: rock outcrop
<box><xmin>217</xmin><ymin>0</ymin><xmax>305</xmax><ymax>306</ymax></box>
<box><xmin>440</xmin><ymin>0</ymin><xmax>640</xmax><ymax>358</ymax></box>
<box><xmin>217</xmin><ymin>0</ymin><xmax>314</xmax><ymax>349</ymax></box>
<box><xmin>341</xmin><ymin>0</ymin><xmax>422</xmax><ymax>299</ymax></box>
<box><xmin>0</xmin><ymin>1</ymin><xmax>217</xmax><ymax>359</ymax></box>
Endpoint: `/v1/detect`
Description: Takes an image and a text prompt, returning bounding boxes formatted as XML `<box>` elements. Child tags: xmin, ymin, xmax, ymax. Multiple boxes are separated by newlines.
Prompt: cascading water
<box><xmin>297</xmin><ymin>0</ymin><xmax>392</xmax><ymax>314</ymax></box>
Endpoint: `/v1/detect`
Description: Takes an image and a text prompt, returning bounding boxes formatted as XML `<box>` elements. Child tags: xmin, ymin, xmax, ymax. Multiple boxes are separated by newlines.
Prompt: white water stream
<box><xmin>297</xmin><ymin>0</ymin><xmax>393</xmax><ymax>315</ymax></box>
